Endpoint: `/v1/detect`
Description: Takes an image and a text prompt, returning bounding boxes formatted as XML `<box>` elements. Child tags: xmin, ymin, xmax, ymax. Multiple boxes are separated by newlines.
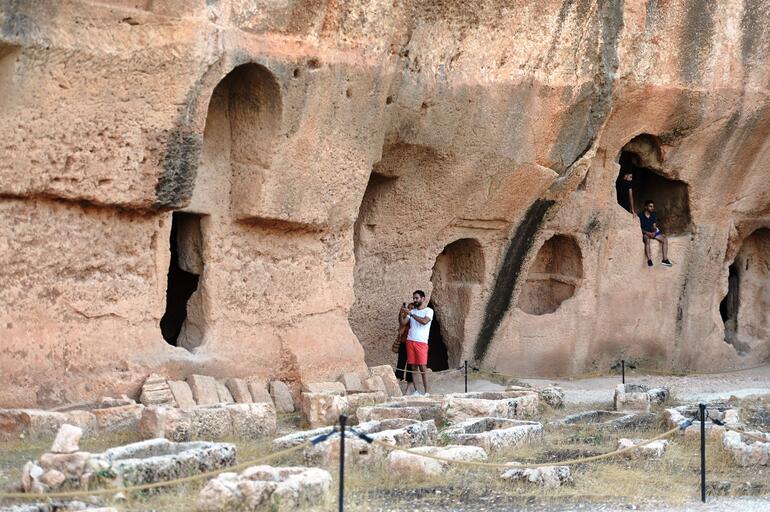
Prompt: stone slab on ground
<box><xmin>346</xmin><ymin>391</ymin><xmax>387</xmax><ymax>410</ymax></box>
<box><xmin>442</xmin><ymin>391</ymin><xmax>539</xmax><ymax>422</ymax></box>
<box><xmin>501</xmin><ymin>465</ymin><xmax>572</xmax><ymax>488</ymax></box>
<box><xmin>167</xmin><ymin>380</ymin><xmax>196</xmax><ymax>409</ymax></box>
<box><xmin>248</xmin><ymin>382</ymin><xmax>273</xmax><ymax>404</ymax></box>
<box><xmin>50</xmin><ymin>424</ymin><xmax>83</xmax><ymax>454</ymax></box>
<box><xmin>617</xmin><ymin>438</ymin><xmax>670</xmax><ymax>459</ymax></box>
<box><xmin>357</xmin><ymin>397</ymin><xmax>444</xmax><ymax>423</ymax></box>
<box><xmin>388</xmin><ymin>445</ymin><xmax>487</xmax><ymax>476</ymax></box>
<box><xmin>269</xmin><ymin>381</ymin><xmax>295</xmax><ymax>413</ymax></box>
<box><xmin>369</xmin><ymin>365</ymin><xmax>403</xmax><ymax>398</ymax></box>
<box><xmin>302</xmin><ymin>382</ymin><xmax>346</xmax><ymax>395</ymax></box>
<box><xmin>216</xmin><ymin>381</ymin><xmax>235</xmax><ymax>404</ymax></box>
<box><xmin>188</xmin><ymin>375</ymin><xmax>220</xmax><ymax>406</ymax></box>
<box><xmin>723</xmin><ymin>430</ymin><xmax>770</xmax><ymax>466</ymax></box>
<box><xmin>225</xmin><ymin>378</ymin><xmax>252</xmax><ymax>403</ymax></box>
<box><xmin>92</xmin><ymin>404</ymin><xmax>145</xmax><ymax>433</ymax></box>
<box><xmin>338</xmin><ymin>372</ymin><xmax>366</xmax><ymax>393</ymax></box>
<box><xmin>614</xmin><ymin>384</ymin><xmax>652</xmax><ymax>412</ymax></box>
<box><xmin>442</xmin><ymin>417</ymin><xmax>543</xmax><ymax>451</ymax></box>
<box><xmin>139</xmin><ymin>373</ymin><xmax>176</xmax><ymax>407</ymax></box>
<box><xmin>198</xmin><ymin>465</ymin><xmax>332</xmax><ymax>512</ymax></box>
<box><xmin>0</xmin><ymin>409</ymin><xmax>68</xmax><ymax>441</ymax></box>
<box><xmin>139</xmin><ymin>404</ymin><xmax>277</xmax><ymax>441</ymax></box>
<box><xmin>539</xmin><ymin>386</ymin><xmax>564</xmax><ymax>408</ymax></box>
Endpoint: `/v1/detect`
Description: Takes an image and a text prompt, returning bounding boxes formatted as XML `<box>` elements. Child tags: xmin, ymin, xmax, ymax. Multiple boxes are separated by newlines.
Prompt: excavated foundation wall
<box><xmin>2</xmin><ymin>1</ymin><xmax>770</xmax><ymax>406</ymax></box>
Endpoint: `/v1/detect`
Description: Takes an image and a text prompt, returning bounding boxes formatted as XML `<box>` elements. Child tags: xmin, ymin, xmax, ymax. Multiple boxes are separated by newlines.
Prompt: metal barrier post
<box><xmin>464</xmin><ymin>360</ymin><xmax>468</xmax><ymax>393</ymax></box>
<box><xmin>339</xmin><ymin>415</ymin><xmax>347</xmax><ymax>512</ymax></box>
<box><xmin>621</xmin><ymin>359</ymin><xmax>625</xmax><ymax>384</ymax></box>
<box><xmin>699</xmin><ymin>403</ymin><xmax>706</xmax><ymax>503</ymax></box>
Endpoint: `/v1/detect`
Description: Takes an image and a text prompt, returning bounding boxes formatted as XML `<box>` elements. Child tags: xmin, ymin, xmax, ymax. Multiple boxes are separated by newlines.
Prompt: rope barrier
<box><xmin>0</xmin><ymin>440</ymin><xmax>312</xmax><ymax>501</ymax></box>
<box><xmin>365</xmin><ymin>425</ymin><xmax>681</xmax><ymax>470</ymax></box>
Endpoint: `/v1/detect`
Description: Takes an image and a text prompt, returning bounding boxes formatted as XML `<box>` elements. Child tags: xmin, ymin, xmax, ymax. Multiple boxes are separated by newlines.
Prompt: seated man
<box><xmin>639</xmin><ymin>200</ymin><xmax>672</xmax><ymax>267</ymax></box>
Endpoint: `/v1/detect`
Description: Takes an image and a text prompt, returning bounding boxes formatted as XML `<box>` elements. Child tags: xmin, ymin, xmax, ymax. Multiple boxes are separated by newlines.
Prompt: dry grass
<box><xmin>1</xmin><ymin>398</ymin><xmax>768</xmax><ymax>511</ymax></box>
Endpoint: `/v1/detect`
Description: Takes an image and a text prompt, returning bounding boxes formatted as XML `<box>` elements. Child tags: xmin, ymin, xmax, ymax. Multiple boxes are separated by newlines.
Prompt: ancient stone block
<box><xmin>442</xmin><ymin>391</ymin><xmax>539</xmax><ymax>422</ymax></box>
<box><xmin>188</xmin><ymin>375</ymin><xmax>220</xmax><ymax>406</ymax></box>
<box><xmin>216</xmin><ymin>381</ymin><xmax>235</xmax><ymax>404</ymax></box>
<box><xmin>356</xmin><ymin>398</ymin><xmax>444</xmax><ymax>424</ymax></box>
<box><xmin>139</xmin><ymin>373</ymin><xmax>177</xmax><ymax>407</ymax></box>
<box><xmin>442</xmin><ymin>418</ymin><xmax>543</xmax><ymax>452</ymax></box>
<box><xmin>138</xmin><ymin>406</ymin><xmax>193</xmax><ymax>442</ymax></box>
<box><xmin>362</xmin><ymin>375</ymin><xmax>387</xmax><ymax>394</ymax></box>
<box><xmin>346</xmin><ymin>391</ymin><xmax>387</xmax><ymax>411</ymax></box>
<box><xmin>389</xmin><ymin>445</ymin><xmax>487</xmax><ymax>477</ymax></box>
<box><xmin>227</xmin><ymin>403</ymin><xmax>277</xmax><ymax>440</ymax></box>
<box><xmin>338</xmin><ymin>373</ymin><xmax>365</xmax><ymax>393</ymax></box>
<box><xmin>722</xmin><ymin>430</ymin><xmax>770</xmax><ymax>466</ymax></box>
<box><xmin>248</xmin><ymin>382</ymin><xmax>273</xmax><ymax>404</ymax></box>
<box><xmin>50</xmin><ymin>424</ymin><xmax>83</xmax><ymax>454</ymax></box>
<box><xmin>269</xmin><ymin>381</ymin><xmax>295</xmax><ymax>413</ymax></box>
<box><xmin>168</xmin><ymin>380</ymin><xmax>197</xmax><ymax>409</ymax></box>
<box><xmin>368</xmin><ymin>366</ymin><xmax>403</xmax><ymax>398</ymax></box>
<box><xmin>0</xmin><ymin>409</ymin><xmax>68</xmax><ymax>441</ymax></box>
<box><xmin>539</xmin><ymin>386</ymin><xmax>564</xmax><ymax>408</ymax></box>
<box><xmin>225</xmin><ymin>378</ymin><xmax>252</xmax><ymax>403</ymax></box>
<box><xmin>302</xmin><ymin>382</ymin><xmax>346</xmax><ymax>395</ymax></box>
<box><xmin>617</xmin><ymin>438</ymin><xmax>670</xmax><ymax>459</ymax></box>
<box><xmin>501</xmin><ymin>465</ymin><xmax>572</xmax><ymax>488</ymax></box>
<box><xmin>198</xmin><ymin>466</ymin><xmax>332</xmax><ymax>512</ymax></box>
<box><xmin>64</xmin><ymin>410</ymin><xmax>98</xmax><ymax>435</ymax></box>
<box><xmin>190</xmin><ymin>406</ymin><xmax>233</xmax><ymax>439</ymax></box>
<box><xmin>613</xmin><ymin>384</ymin><xmax>651</xmax><ymax>412</ymax></box>
<box><xmin>301</xmin><ymin>393</ymin><xmax>348</xmax><ymax>428</ymax></box>
<box><xmin>92</xmin><ymin>404</ymin><xmax>145</xmax><ymax>433</ymax></box>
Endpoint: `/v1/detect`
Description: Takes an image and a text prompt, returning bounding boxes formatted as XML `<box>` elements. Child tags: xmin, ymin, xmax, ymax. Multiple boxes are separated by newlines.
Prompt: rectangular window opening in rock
<box><xmin>160</xmin><ymin>212</ymin><xmax>205</xmax><ymax>350</ymax></box>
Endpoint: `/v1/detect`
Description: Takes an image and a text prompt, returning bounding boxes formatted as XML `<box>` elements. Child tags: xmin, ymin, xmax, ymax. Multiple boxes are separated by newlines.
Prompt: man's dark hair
<box><xmin>644</xmin><ymin>199</ymin><xmax>654</xmax><ymax>206</ymax></box>
<box><xmin>414</xmin><ymin>290</ymin><xmax>426</xmax><ymax>298</ymax></box>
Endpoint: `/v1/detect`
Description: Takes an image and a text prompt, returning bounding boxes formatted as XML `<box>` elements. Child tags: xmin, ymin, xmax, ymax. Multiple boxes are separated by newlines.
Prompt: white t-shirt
<box><xmin>407</xmin><ymin>307</ymin><xmax>434</xmax><ymax>344</ymax></box>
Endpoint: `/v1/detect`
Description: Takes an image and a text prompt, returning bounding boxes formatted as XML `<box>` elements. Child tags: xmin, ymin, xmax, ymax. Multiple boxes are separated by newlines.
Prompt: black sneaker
<box><xmin>647</xmin><ymin>259</ymin><xmax>653</xmax><ymax>267</ymax></box>
<box><xmin>662</xmin><ymin>259</ymin><xmax>672</xmax><ymax>267</ymax></box>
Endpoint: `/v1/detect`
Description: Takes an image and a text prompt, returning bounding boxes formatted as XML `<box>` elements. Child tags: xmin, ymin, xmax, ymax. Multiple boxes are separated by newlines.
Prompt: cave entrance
<box><xmin>429</xmin><ymin>238</ymin><xmax>484</xmax><ymax>367</ymax></box>
<box><xmin>616</xmin><ymin>135</ymin><xmax>691</xmax><ymax>234</ymax></box>
<box><xmin>720</xmin><ymin>263</ymin><xmax>740</xmax><ymax>345</ymax></box>
<box><xmin>518</xmin><ymin>235</ymin><xmax>583</xmax><ymax>315</ymax></box>
<box><xmin>160</xmin><ymin>212</ymin><xmax>204</xmax><ymax>349</ymax></box>
<box><xmin>427</xmin><ymin>300</ymin><xmax>449</xmax><ymax>371</ymax></box>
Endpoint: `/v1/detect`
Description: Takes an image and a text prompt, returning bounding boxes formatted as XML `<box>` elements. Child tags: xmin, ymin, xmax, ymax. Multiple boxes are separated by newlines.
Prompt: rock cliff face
<box><xmin>1</xmin><ymin>1</ymin><xmax>769</xmax><ymax>406</ymax></box>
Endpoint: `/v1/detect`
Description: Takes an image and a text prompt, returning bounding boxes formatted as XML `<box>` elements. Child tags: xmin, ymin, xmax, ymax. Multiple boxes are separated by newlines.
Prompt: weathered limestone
<box><xmin>555</xmin><ymin>410</ymin><xmax>656</xmax><ymax>430</ymax></box>
<box><xmin>273</xmin><ymin>425</ymin><xmax>336</xmax><ymax>451</ymax></box>
<box><xmin>167</xmin><ymin>380</ymin><xmax>197</xmax><ymax>409</ymax></box>
<box><xmin>302</xmin><ymin>382</ymin><xmax>346</xmax><ymax>395</ymax></box>
<box><xmin>0</xmin><ymin>409</ymin><xmax>68</xmax><ymax>441</ymax></box>
<box><xmin>198</xmin><ymin>466</ymin><xmax>332</xmax><ymax>512</ymax></box>
<box><xmin>301</xmin><ymin>393</ymin><xmax>348</xmax><ymax>429</ymax></box>
<box><xmin>226</xmin><ymin>378</ymin><xmax>252</xmax><ymax>403</ymax></box>
<box><xmin>304</xmin><ymin>419</ymin><xmax>438</xmax><ymax>465</ymax></box>
<box><xmin>368</xmin><ymin>366</ymin><xmax>403</xmax><ymax>398</ymax></box>
<box><xmin>539</xmin><ymin>386</ymin><xmax>564</xmax><ymax>409</ymax></box>
<box><xmin>501</xmin><ymin>465</ymin><xmax>572</xmax><ymax>488</ymax></box>
<box><xmin>21</xmin><ymin>438</ymin><xmax>235</xmax><ymax>493</ymax></box>
<box><xmin>338</xmin><ymin>373</ymin><xmax>366</xmax><ymax>393</ymax></box>
<box><xmin>722</xmin><ymin>430</ymin><xmax>770</xmax><ymax>466</ymax></box>
<box><xmin>617</xmin><ymin>438</ymin><xmax>670</xmax><ymax>459</ymax></box>
<box><xmin>269</xmin><ymin>381</ymin><xmax>295</xmax><ymax>413</ymax></box>
<box><xmin>92</xmin><ymin>404</ymin><xmax>145</xmax><ymax>433</ymax></box>
<box><xmin>663</xmin><ymin>405</ymin><xmax>741</xmax><ymax>440</ymax></box>
<box><xmin>248</xmin><ymin>382</ymin><xmax>274</xmax><ymax>404</ymax></box>
<box><xmin>50</xmin><ymin>424</ymin><xmax>83</xmax><ymax>454</ymax></box>
<box><xmin>442</xmin><ymin>418</ymin><xmax>543</xmax><ymax>452</ymax></box>
<box><xmin>216</xmin><ymin>381</ymin><xmax>235</xmax><ymax>404</ymax></box>
<box><xmin>389</xmin><ymin>445</ymin><xmax>488</xmax><ymax>477</ymax></box>
<box><xmin>357</xmin><ymin>397</ymin><xmax>444</xmax><ymax>424</ymax></box>
<box><xmin>139</xmin><ymin>404</ymin><xmax>277</xmax><ymax>441</ymax></box>
<box><xmin>139</xmin><ymin>374</ymin><xmax>176</xmax><ymax>407</ymax></box>
<box><xmin>362</xmin><ymin>376</ymin><xmax>387</xmax><ymax>394</ymax></box>
<box><xmin>442</xmin><ymin>390</ymin><xmax>539</xmax><ymax>422</ymax></box>
<box><xmin>188</xmin><ymin>375</ymin><xmax>220</xmax><ymax>406</ymax></box>
<box><xmin>614</xmin><ymin>384</ymin><xmax>670</xmax><ymax>412</ymax></box>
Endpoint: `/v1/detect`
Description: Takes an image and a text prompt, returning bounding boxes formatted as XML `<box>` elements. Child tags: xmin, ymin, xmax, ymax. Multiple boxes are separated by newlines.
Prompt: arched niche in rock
<box><xmin>719</xmin><ymin>228</ymin><xmax>770</xmax><ymax>356</ymax></box>
<box><xmin>429</xmin><ymin>238</ymin><xmax>485</xmax><ymax>367</ymax></box>
<box><xmin>518</xmin><ymin>234</ymin><xmax>583</xmax><ymax>316</ymax></box>
<box><xmin>615</xmin><ymin>134</ymin><xmax>692</xmax><ymax>235</ymax></box>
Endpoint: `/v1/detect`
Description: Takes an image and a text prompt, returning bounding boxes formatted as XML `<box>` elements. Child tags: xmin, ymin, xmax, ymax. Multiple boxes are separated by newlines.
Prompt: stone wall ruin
<box><xmin>2</xmin><ymin>1</ymin><xmax>770</xmax><ymax>407</ymax></box>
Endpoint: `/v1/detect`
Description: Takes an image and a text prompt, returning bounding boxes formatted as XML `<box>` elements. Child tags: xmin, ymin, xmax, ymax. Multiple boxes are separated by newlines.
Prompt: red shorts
<box><xmin>406</xmin><ymin>340</ymin><xmax>428</xmax><ymax>365</ymax></box>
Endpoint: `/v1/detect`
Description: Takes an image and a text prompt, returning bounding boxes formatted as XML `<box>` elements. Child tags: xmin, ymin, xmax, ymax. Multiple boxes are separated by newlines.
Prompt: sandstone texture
<box><xmin>2</xmin><ymin>1</ymin><xmax>770</xmax><ymax>407</ymax></box>
<box><xmin>197</xmin><ymin>465</ymin><xmax>332</xmax><ymax>512</ymax></box>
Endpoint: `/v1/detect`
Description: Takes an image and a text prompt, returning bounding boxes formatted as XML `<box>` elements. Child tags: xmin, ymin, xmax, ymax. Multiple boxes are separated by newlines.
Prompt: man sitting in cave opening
<box><xmin>639</xmin><ymin>200</ymin><xmax>672</xmax><ymax>267</ymax></box>
<box><xmin>400</xmin><ymin>289</ymin><xmax>433</xmax><ymax>395</ymax></box>
<box><xmin>616</xmin><ymin>171</ymin><xmax>636</xmax><ymax>215</ymax></box>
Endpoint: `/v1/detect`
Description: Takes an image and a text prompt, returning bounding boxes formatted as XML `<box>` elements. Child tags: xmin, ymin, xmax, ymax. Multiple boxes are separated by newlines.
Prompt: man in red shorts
<box><xmin>400</xmin><ymin>290</ymin><xmax>433</xmax><ymax>395</ymax></box>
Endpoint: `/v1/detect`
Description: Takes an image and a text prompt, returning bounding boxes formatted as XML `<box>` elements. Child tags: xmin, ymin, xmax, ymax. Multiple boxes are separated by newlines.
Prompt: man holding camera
<box><xmin>400</xmin><ymin>290</ymin><xmax>433</xmax><ymax>395</ymax></box>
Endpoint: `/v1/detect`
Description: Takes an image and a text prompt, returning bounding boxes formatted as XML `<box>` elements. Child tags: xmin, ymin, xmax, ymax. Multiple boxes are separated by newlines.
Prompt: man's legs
<box><xmin>644</xmin><ymin>236</ymin><xmax>652</xmax><ymax>262</ymax></box>
<box><xmin>655</xmin><ymin>234</ymin><xmax>669</xmax><ymax>260</ymax></box>
<box><xmin>417</xmin><ymin>364</ymin><xmax>429</xmax><ymax>394</ymax></box>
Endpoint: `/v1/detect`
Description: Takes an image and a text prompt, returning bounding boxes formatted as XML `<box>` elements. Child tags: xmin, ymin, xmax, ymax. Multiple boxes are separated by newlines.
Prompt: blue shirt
<box><xmin>639</xmin><ymin>211</ymin><xmax>657</xmax><ymax>233</ymax></box>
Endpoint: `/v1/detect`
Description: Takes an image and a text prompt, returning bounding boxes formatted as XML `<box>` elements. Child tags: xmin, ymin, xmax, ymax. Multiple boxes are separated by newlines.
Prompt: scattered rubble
<box><xmin>197</xmin><ymin>465</ymin><xmax>332</xmax><ymax>512</ymax></box>
<box><xmin>501</xmin><ymin>464</ymin><xmax>572</xmax><ymax>488</ymax></box>
<box><xmin>539</xmin><ymin>386</ymin><xmax>564</xmax><ymax>409</ymax></box>
<box><xmin>722</xmin><ymin>430</ymin><xmax>770</xmax><ymax>466</ymax></box>
<box><xmin>442</xmin><ymin>418</ymin><xmax>543</xmax><ymax>451</ymax></box>
<box><xmin>663</xmin><ymin>404</ymin><xmax>741</xmax><ymax>440</ymax></box>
